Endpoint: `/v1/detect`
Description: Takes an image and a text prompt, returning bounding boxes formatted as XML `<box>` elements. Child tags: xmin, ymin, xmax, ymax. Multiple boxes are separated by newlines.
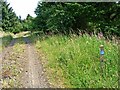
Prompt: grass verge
<box><xmin>34</xmin><ymin>34</ymin><xmax>119</xmax><ymax>88</ymax></box>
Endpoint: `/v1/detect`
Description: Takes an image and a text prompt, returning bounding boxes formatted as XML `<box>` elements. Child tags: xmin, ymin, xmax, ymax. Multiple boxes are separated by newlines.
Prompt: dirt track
<box><xmin>1</xmin><ymin>37</ymin><xmax>49</xmax><ymax>88</ymax></box>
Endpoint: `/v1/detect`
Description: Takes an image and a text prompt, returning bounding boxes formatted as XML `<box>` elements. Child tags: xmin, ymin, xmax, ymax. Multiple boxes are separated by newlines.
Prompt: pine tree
<box><xmin>2</xmin><ymin>1</ymin><xmax>22</xmax><ymax>33</ymax></box>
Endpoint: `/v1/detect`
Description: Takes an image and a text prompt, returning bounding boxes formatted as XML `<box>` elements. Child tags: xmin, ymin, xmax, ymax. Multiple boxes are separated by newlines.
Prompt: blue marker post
<box><xmin>100</xmin><ymin>45</ymin><xmax>105</xmax><ymax>73</ymax></box>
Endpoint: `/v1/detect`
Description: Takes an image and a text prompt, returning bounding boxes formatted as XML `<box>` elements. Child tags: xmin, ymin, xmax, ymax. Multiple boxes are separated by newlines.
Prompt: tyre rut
<box><xmin>0</xmin><ymin>37</ymin><xmax>50</xmax><ymax>88</ymax></box>
<box><xmin>22</xmin><ymin>37</ymin><xmax>49</xmax><ymax>88</ymax></box>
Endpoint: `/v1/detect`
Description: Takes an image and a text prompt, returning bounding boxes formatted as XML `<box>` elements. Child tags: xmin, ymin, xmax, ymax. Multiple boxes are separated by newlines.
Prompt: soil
<box><xmin>0</xmin><ymin>37</ymin><xmax>50</xmax><ymax>88</ymax></box>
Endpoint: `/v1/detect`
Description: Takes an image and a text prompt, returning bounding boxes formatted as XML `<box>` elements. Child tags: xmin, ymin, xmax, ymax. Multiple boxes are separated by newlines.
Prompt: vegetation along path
<box><xmin>1</xmin><ymin>36</ymin><xmax>50</xmax><ymax>88</ymax></box>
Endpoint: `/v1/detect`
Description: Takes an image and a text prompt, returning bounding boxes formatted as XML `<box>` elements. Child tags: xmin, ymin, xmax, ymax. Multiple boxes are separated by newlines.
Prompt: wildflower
<box><xmin>98</xmin><ymin>32</ymin><xmax>103</xmax><ymax>39</ymax></box>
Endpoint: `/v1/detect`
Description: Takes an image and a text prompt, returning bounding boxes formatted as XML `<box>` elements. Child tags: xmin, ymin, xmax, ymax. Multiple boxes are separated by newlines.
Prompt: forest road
<box><xmin>1</xmin><ymin>37</ymin><xmax>50</xmax><ymax>88</ymax></box>
<box><xmin>21</xmin><ymin>37</ymin><xmax>50</xmax><ymax>88</ymax></box>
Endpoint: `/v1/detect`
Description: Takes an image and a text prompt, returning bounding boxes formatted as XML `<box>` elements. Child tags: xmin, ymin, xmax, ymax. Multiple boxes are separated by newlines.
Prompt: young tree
<box><xmin>22</xmin><ymin>14</ymin><xmax>34</xmax><ymax>31</ymax></box>
<box><xmin>2</xmin><ymin>1</ymin><xmax>22</xmax><ymax>34</ymax></box>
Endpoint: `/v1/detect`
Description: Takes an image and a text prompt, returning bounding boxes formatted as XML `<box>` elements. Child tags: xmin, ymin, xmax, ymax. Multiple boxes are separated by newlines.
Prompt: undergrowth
<box><xmin>34</xmin><ymin>34</ymin><xmax>119</xmax><ymax>88</ymax></box>
<box><xmin>0</xmin><ymin>33</ymin><xmax>13</xmax><ymax>52</ymax></box>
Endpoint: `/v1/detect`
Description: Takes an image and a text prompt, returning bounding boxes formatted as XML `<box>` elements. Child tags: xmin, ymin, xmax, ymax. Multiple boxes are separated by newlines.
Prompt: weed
<box><xmin>35</xmin><ymin>34</ymin><xmax>119</xmax><ymax>88</ymax></box>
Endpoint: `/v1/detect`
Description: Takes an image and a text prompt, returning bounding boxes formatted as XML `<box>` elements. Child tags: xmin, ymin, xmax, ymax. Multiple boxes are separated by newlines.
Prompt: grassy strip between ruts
<box><xmin>2</xmin><ymin>38</ymin><xmax>25</xmax><ymax>88</ymax></box>
<box><xmin>34</xmin><ymin>34</ymin><xmax>119</xmax><ymax>88</ymax></box>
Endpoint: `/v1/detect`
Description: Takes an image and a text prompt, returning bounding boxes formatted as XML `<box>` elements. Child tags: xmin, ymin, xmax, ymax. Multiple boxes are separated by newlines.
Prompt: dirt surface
<box><xmin>1</xmin><ymin>37</ymin><xmax>50</xmax><ymax>88</ymax></box>
<box><xmin>21</xmin><ymin>37</ymin><xmax>49</xmax><ymax>88</ymax></box>
<box><xmin>0</xmin><ymin>39</ymin><xmax>17</xmax><ymax>58</ymax></box>
<box><xmin>0</xmin><ymin>39</ymin><xmax>17</xmax><ymax>88</ymax></box>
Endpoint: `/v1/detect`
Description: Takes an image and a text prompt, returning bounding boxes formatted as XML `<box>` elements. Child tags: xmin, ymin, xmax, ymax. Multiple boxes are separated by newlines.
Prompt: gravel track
<box><xmin>22</xmin><ymin>37</ymin><xmax>50</xmax><ymax>88</ymax></box>
<box><xmin>0</xmin><ymin>37</ymin><xmax>50</xmax><ymax>88</ymax></box>
<box><xmin>0</xmin><ymin>39</ymin><xmax>17</xmax><ymax>88</ymax></box>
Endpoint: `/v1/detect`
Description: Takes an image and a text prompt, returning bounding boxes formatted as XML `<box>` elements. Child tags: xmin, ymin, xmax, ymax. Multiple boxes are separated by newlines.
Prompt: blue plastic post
<box><xmin>100</xmin><ymin>45</ymin><xmax>104</xmax><ymax>61</ymax></box>
<box><xmin>100</xmin><ymin>45</ymin><xmax>104</xmax><ymax>73</ymax></box>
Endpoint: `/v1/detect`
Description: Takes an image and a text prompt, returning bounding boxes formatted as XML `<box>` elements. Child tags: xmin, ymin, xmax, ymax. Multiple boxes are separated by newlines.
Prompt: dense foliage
<box><xmin>21</xmin><ymin>14</ymin><xmax>35</xmax><ymax>31</ymax></box>
<box><xmin>1</xmin><ymin>1</ymin><xmax>120</xmax><ymax>37</ymax></box>
<box><xmin>1</xmin><ymin>1</ymin><xmax>34</xmax><ymax>33</ymax></box>
<box><xmin>2</xmin><ymin>1</ymin><xmax>22</xmax><ymax>33</ymax></box>
<box><xmin>0</xmin><ymin>0</ymin><xmax>3</xmax><ymax>29</ymax></box>
<box><xmin>34</xmin><ymin>2</ymin><xmax>120</xmax><ymax>36</ymax></box>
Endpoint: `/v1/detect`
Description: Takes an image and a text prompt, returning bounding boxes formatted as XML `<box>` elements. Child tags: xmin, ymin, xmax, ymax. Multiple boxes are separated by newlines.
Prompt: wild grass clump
<box><xmin>0</xmin><ymin>35</ymin><xmax>13</xmax><ymax>52</ymax></box>
<box><xmin>35</xmin><ymin>34</ymin><xmax>118</xmax><ymax>88</ymax></box>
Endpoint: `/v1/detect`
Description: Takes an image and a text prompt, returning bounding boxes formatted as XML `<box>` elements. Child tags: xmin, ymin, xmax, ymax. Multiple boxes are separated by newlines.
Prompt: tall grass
<box><xmin>0</xmin><ymin>35</ymin><xmax>13</xmax><ymax>52</ymax></box>
<box><xmin>34</xmin><ymin>34</ymin><xmax>118</xmax><ymax>88</ymax></box>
